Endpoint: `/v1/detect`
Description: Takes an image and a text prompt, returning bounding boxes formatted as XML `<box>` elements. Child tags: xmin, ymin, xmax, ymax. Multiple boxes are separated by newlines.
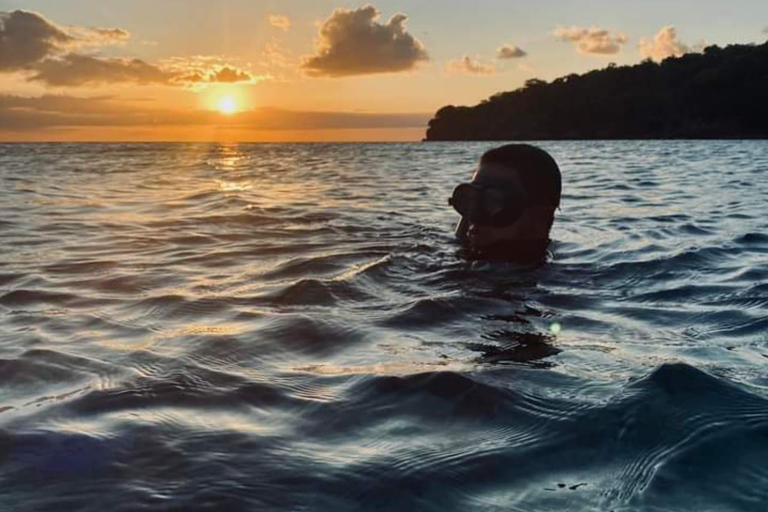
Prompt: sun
<box><xmin>217</xmin><ymin>96</ymin><xmax>238</xmax><ymax>115</ymax></box>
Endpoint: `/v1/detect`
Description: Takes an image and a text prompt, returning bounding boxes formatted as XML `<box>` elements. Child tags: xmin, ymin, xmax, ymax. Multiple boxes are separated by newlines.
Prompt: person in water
<box><xmin>450</xmin><ymin>144</ymin><xmax>562</xmax><ymax>263</ymax></box>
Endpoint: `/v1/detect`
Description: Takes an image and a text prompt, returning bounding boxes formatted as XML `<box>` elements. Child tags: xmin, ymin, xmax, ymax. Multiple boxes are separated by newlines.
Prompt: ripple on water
<box><xmin>1</xmin><ymin>142</ymin><xmax>767</xmax><ymax>512</ymax></box>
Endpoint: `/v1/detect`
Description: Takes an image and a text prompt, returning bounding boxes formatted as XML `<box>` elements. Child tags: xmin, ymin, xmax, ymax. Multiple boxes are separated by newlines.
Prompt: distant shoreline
<box><xmin>425</xmin><ymin>41</ymin><xmax>768</xmax><ymax>141</ymax></box>
<box><xmin>423</xmin><ymin>136</ymin><xmax>768</xmax><ymax>142</ymax></box>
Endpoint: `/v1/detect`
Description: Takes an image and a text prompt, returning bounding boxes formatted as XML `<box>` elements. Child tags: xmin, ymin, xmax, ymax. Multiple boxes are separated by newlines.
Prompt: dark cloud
<box><xmin>0</xmin><ymin>10</ymin><xmax>132</xmax><ymax>72</ymax></box>
<box><xmin>30</xmin><ymin>54</ymin><xmax>170</xmax><ymax>86</ymax></box>
<box><xmin>496</xmin><ymin>45</ymin><xmax>527</xmax><ymax>59</ymax></box>
<box><xmin>68</xmin><ymin>26</ymin><xmax>131</xmax><ymax>46</ymax></box>
<box><xmin>27</xmin><ymin>54</ymin><xmax>255</xmax><ymax>87</ymax></box>
<box><xmin>30</xmin><ymin>55</ymin><xmax>257</xmax><ymax>87</ymax></box>
<box><xmin>554</xmin><ymin>26</ymin><xmax>628</xmax><ymax>55</ymax></box>
<box><xmin>0</xmin><ymin>10</ymin><xmax>72</xmax><ymax>71</ymax></box>
<box><xmin>1</xmin><ymin>10</ymin><xmax>251</xmax><ymax>88</ymax></box>
<box><xmin>171</xmin><ymin>65</ymin><xmax>256</xmax><ymax>86</ymax></box>
<box><xmin>93</xmin><ymin>28</ymin><xmax>130</xmax><ymax>41</ymax></box>
<box><xmin>0</xmin><ymin>94</ymin><xmax>430</xmax><ymax>131</ymax></box>
<box><xmin>207</xmin><ymin>66</ymin><xmax>254</xmax><ymax>83</ymax></box>
<box><xmin>302</xmin><ymin>4</ymin><xmax>428</xmax><ymax>77</ymax></box>
<box><xmin>0</xmin><ymin>95</ymin><xmax>133</xmax><ymax>130</ymax></box>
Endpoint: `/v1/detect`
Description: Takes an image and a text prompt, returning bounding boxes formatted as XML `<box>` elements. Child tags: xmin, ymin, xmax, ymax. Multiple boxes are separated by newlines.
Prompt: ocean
<box><xmin>0</xmin><ymin>141</ymin><xmax>766</xmax><ymax>511</ymax></box>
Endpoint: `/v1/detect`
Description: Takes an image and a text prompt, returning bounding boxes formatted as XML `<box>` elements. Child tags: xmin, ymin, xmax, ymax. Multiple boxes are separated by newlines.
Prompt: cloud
<box><xmin>207</xmin><ymin>66</ymin><xmax>254</xmax><ymax>83</ymax></box>
<box><xmin>0</xmin><ymin>10</ymin><xmax>133</xmax><ymax>72</ymax></box>
<box><xmin>166</xmin><ymin>57</ymin><xmax>263</xmax><ymax>85</ymax></box>
<box><xmin>0</xmin><ymin>94</ymin><xmax>431</xmax><ymax>131</ymax></box>
<box><xmin>1</xmin><ymin>10</ymin><xmax>255</xmax><ymax>88</ymax></box>
<box><xmin>301</xmin><ymin>4</ymin><xmax>428</xmax><ymax>77</ymax></box>
<box><xmin>30</xmin><ymin>54</ymin><xmax>257</xmax><ymax>87</ymax></box>
<box><xmin>269</xmin><ymin>15</ymin><xmax>291</xmax><ymax>31</ymax></box>
<box><xmin>65</xmin><ymin>26</ymin><xmax>131</xmax><ymax>47</ymax></box>
<box><xmin>0</xmin><ymin>10</ymin><xmax>72</xmax><ymax>71</ymax></box>
<box><xmin>639</xmin><ymin>26</ymin><xmax>690</xmax><ymax>62</ymax></box>
<box><xmin>496</xmin><ymin>45</ymin><xmax>527</xmax><ymax>59</ymax></box>
<box><xmin>446</xmin><ymin>55</ymin><xmax>495</xmax><ymax>75</ymax></box>
<box><xmin>29</xmin><ymin>54</ymin><xmax>170</xmax><ymax>86</ymax></box>
<box><xmin>554</xmin><ymin>26</ymin><xmax>628</xmax><ymax>55</ymax></box>
<box><xmin>170</xmin><ymin>62</ymin><xmax>258</xmax><ymax>86</ymax></box>
<box><xmin>0</xmin><ymin>95</ymin><xmax>135</xmax><ymax>130</ymax></box>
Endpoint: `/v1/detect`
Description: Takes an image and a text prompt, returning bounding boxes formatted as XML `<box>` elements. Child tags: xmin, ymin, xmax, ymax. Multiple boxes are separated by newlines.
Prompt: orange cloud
<box><xmin>269</xmin><ymin>14</ymin><xmax>291</xmax><ymax>31</ymax></box>
<box><xmin>446</xmin><ymin>55</ymin><xmax>495</xmax><ymax>75</ymax></box>
<box><xmin>302</xmin><ymin>4</ymin><xmax>428</xmax><ymax>77</ymax></box>
<box><xmin>639</xmin><ymin>26</ymin><xmax>690</xmax><ymax>62</ymax></box>
<box><xmin>554</xmin><ymin>26</ymin><xmax>628</xmax><ymax>55</ymax></box>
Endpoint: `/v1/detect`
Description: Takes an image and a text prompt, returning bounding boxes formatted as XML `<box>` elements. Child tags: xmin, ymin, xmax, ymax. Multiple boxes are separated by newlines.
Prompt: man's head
<box><xmin>450</xmin><ymin>144</ymin><xmax>561</xmax><ymax>261</ymax></box>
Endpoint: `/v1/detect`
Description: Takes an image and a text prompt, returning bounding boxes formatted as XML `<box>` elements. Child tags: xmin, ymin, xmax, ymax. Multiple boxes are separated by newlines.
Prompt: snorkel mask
<box><xmin>448</xmin><ymin>179</ymin><xmax>528</xmax><ymax>227</ymax></box>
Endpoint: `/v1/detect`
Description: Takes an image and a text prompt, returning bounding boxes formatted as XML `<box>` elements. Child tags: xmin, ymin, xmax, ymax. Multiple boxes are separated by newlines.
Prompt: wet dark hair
<box><xmin>480</xmin><ymin>144</ymin><xmax>562</xmax><ymax>207</ymax></box>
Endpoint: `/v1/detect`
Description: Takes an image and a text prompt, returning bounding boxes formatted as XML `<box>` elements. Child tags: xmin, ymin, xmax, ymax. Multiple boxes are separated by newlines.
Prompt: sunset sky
<box><xmin>1</xmin><ymin>0</ymin><xmax>767</xmax><ymax>141</ymax></box>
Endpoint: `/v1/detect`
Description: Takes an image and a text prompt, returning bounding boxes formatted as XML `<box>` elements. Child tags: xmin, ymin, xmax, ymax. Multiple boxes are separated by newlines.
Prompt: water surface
<box><xmin>1</xmin><ymin>141</ymin><xmax>767</xmax><ymax>511</ymax></box>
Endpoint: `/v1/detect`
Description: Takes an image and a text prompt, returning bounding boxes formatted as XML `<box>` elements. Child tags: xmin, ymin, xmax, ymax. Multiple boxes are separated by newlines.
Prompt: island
<box><xmin>425</xmin><ymin>41</ymin><xmax>768</xmax><ymax>141</ymax></box>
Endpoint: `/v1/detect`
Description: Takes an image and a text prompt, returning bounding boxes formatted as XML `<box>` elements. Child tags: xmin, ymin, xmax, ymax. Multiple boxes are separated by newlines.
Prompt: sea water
<box><xmin>0</xmin><ymin>141</ymin><xmax>767</xmax><ymax>511</ymax></box>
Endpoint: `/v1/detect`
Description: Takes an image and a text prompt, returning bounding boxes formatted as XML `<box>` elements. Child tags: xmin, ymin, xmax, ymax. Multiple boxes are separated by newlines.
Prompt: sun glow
<box><xmin>201</xmin><ymin>85</ymin><xmax>252</xmax><ymax>117</ymax></box>
<box><xmin>217</xmin><ymin>96</ymin><xmax>238</xmax><ymax>115</ymax></box>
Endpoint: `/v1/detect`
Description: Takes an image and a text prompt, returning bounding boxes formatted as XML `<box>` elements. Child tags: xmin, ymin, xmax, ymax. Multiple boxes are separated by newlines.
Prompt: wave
<box><xmin>1</xmin><ymin>142</ymin><xmax>767</xmax><ymax>511</ymax></box>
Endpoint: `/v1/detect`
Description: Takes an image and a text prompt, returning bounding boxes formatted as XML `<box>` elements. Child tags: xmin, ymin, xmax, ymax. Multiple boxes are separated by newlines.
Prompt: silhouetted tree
<box><xmin>425</xmin><ymin>41</ymin><xmax>768</xmax><ymax>140</ymax></box>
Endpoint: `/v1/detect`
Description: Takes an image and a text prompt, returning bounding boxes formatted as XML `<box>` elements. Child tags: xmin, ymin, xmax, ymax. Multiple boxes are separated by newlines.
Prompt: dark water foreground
<box><xmin>0</xmin><ymin>142</ymin><xmax>767</xmax><ymax>512</ymax></box>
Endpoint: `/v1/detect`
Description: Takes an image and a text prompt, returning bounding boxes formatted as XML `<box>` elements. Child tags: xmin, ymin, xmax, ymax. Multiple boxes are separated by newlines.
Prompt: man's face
<box><xmin>462</xmin><ymin>162</ymin><xmax>532</xmax><ymax>250</ymax></box>
<box><xmin>452</xmin><ymin>164</ymin><xmax>554</xmax><ymax>251</ymax></box>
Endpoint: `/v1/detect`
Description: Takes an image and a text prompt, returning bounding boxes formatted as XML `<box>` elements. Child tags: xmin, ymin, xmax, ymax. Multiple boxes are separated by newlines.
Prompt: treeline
<box><xmin>425</xmin><ymin>41</ymin><xmax>768</xmax><ymax>140</ymax></box>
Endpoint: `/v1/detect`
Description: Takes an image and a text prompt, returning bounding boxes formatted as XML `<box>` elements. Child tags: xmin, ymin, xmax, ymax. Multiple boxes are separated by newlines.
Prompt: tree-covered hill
<box><xmin>425</xmin><ymin>41</ymin><xmax>768</xmax><ymax>140</ymax></box>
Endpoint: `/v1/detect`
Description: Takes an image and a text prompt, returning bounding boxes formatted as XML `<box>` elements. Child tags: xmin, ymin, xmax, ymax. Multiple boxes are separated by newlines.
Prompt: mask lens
<box><xmin>483</xmin><ymin>189</ymin><xmax>508</xmax><ymax>217</ymax></box>
<box><xmin>449</xmin><ymin>184</ymin><xmax>478</xmax><ymax>217</ymax></box>
<box><xmin>450</xmin><ymin>182</ymin><xmax>527</xmax><ymax>226</ymax></box>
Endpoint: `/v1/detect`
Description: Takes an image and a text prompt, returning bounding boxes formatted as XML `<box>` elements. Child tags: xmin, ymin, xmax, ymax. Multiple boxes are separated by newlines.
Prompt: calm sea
<box><xmin>1</xmin><ymin>142</ymin><xmax>767</xmax><ymax>511</ymax></box>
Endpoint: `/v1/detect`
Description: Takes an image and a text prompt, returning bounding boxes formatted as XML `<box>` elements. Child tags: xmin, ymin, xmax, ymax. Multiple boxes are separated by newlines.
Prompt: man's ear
<box><xmin>526</xmin><ymin>206</ymin><xmax>556</xmax><ymax>239</ymax></box>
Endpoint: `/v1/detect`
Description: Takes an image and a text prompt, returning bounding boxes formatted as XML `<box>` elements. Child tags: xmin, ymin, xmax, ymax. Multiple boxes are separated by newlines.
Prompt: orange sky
<box><xmin>1</xmin><ymin>1</ymin><xmax>767</xmax><ymax>141</ymax></box>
